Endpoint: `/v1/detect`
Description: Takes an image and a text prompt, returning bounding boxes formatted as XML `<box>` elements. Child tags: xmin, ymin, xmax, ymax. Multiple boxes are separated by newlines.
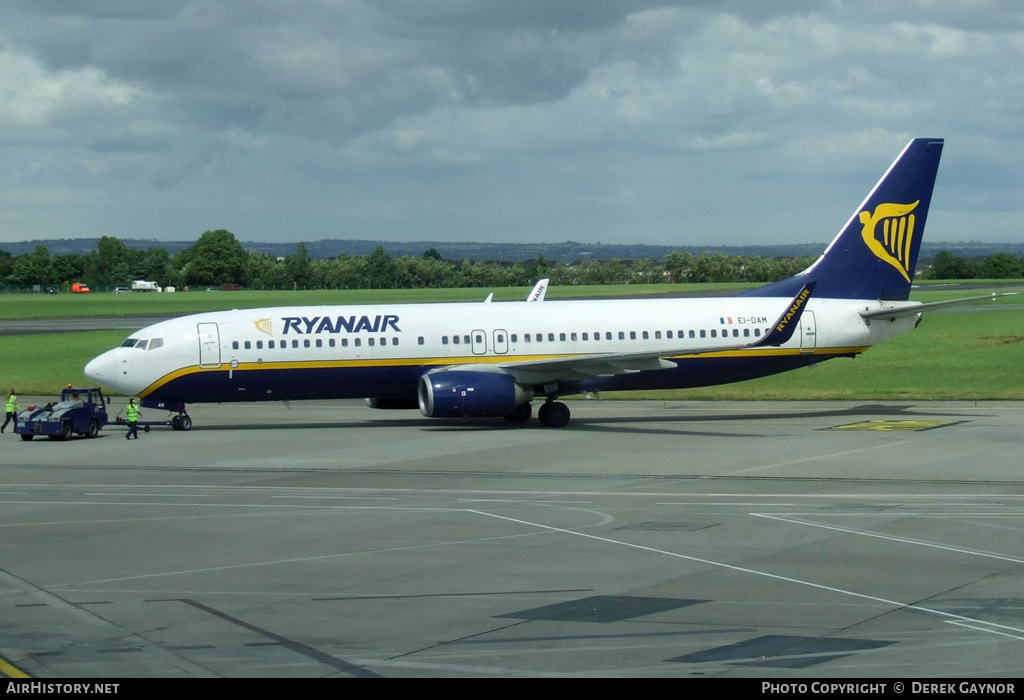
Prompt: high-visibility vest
<box><xmin>5</xmin><ymin>394</ymin><xmax>16</xmax><ymax>413</ymax></box>
<box><xmin>127</xmin><ymin>403</ymin><xmax>138</xmax><ymax>422</ymax></box>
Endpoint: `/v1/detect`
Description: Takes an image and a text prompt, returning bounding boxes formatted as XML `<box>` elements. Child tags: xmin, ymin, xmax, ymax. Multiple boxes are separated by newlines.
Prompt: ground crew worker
<box><xmin>125</xmin><ymin>398</ymin><xmax>140</xmax><ymax>440</ymax></box>
<box><xmin>2</xmin><ymin>389</ymin><xmax>18</xmax><ymax>434</ymax></box>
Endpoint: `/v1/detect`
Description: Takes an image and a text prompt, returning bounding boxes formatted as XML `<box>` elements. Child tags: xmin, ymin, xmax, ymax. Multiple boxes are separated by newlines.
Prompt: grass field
<box><xmin>0</xmin><ymin>282</ymin><xmax>755</xmax><ymax>319</ymax></box>
<box><xmin>2</xmin><ymin>283</ymin><xmax>1023</xmax><ymax>398</ymax></box>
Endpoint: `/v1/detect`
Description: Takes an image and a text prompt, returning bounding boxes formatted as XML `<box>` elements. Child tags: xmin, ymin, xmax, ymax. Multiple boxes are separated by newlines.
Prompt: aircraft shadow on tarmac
<box><xmin>130</xmin><ymin>402</ymin><xmax>987</xmax><ymax>437</ymax></box>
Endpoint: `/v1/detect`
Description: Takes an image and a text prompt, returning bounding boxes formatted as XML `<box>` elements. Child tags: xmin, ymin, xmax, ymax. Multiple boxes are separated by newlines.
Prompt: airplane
<box><xmin>84</xmin><ymin>137</ymin><xmax>993</xmax><ymax>430</ymax></box>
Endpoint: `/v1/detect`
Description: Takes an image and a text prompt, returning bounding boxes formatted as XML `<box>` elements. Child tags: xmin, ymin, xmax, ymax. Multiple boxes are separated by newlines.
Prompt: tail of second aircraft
<box><xmin>744</xmin><ymin>137</ymin><xmax>944</xmax><ymax>301</ymax></box>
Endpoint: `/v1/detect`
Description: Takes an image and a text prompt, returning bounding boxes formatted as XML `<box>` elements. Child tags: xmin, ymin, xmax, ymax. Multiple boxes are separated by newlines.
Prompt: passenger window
<box><xmin>618</xmin><ymin>331</ymin><xmax>625</xmax><ymax>340</ymax></box>
<box><xmin>392</xmin><ymin>337</ymin><xmax>399</xmax><ymax>346</ymax></box>
<box><xmin>452</xmin><ymin>335</ymin><xmax>460</xmax><ymax>345</ymax></box>
<box><xmin>642</xmin><ymin>331</ymin><xmax>649</xmax><ymax>340</ymax></box>
<box><xmin>329</xmin><ymin>339</ymin><xmax>335</xmax><ymax>347</ymax></box>
<box><xmin>548</xmin><ymin>333</ymin><xmax>555</xmax><ymax>342</ymax></box>
<box><xmin>256</xmin><ymin>340</ymin><xmax>263</xmax><ymax>349</ymax></box>
<box><xmin>316</xmin><ymin>339</ymin><xmax>323</xmax><ymax>347</ymax></box>
<box><xmin>559</xmin><ymin>333</ymin><xmax>566</xmax><ymax>341</ymax></box>
<box><xmin>342</xmin><ymin>338</ymin><xmax>349</xmax><ymax>347</ymax></box>
<box><xmin>699</xmin><ymin>330</ymin><xmax>706</xmax><ymax>339</ymax></box>
<box><xmin>244</xmin><ymin>341</ymin><xmax>251</xmax><ymax>350</ymax></box>
<box><xmin>232</xmin><ymin>341</ymin><xmax>239</xmax><ymax>350</ymax></box>
<box><xmin>303</xmin><ymin>339</ymin><xmax>311</xmax><ymax>348</ymax></box>
<box><xmin>368</xmin><ymin>338</ymin><xmax>375</xmax><ymax>347</ymax></box>
<box><xmin>418</xmin><ymin>337</ymin><xmax>425</xmax><ymax>345</ymax></box>
<box><xmin>630</xmin><ymin>331</ymin><xmax>637</xmax><ymax>340</ymax></box>
<box><xmin>354</xmin><ymin>338</ymin><xmax>361</xmax><ymax>347</ymax></box>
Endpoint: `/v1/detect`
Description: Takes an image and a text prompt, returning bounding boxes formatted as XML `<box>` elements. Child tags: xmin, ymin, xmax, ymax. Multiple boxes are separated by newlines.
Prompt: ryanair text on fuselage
<box><xmin>279</xmin><ymin>314</ymin><xmax>402</xmax><ymax>335</ymax></box>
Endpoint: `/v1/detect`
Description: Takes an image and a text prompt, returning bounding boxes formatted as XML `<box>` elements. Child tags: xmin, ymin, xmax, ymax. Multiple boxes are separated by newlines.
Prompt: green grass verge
<box><xmin>3</xmin><ymin>331</ymin><xmax>128</xmax><ymax>395</ymax></box>
<box><xmin>0</xmin><ymin>282</ymin><xmax>774</xmax><ymax>320</ymax></box>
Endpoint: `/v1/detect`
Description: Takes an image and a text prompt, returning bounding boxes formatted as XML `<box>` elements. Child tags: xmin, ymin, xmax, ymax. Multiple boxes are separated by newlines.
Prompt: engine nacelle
<box><xmin>418</xmin><ymin>370</ymin><xmax>533</xmax><ymax>418</ymax></box>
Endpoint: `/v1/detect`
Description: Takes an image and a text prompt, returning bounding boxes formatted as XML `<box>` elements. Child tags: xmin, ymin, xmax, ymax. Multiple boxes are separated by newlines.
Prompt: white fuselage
<box><xmin>84</xmin><ymin>295</ymin><xmax>918</xmax><ymax>404</ymax></box>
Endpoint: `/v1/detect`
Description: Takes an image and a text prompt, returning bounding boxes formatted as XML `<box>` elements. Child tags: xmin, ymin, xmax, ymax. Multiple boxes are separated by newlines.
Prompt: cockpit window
<box><xmin>122</xmin><ymin>338</ymin><xmax>161</xmax><ymax>351</ymax></box>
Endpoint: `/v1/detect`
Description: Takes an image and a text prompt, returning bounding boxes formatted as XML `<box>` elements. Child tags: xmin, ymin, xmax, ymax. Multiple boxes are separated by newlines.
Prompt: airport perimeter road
<box><xmin>2</xmin><ymin>400</ymin><xmax>1023</xmax><ymax>678</ymax></box>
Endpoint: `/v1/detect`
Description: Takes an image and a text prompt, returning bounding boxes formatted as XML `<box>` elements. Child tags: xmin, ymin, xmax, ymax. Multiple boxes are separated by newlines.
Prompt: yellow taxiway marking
<box><xmin>828</xmin><ymin>420</ymin><xmax>962</xmax><ymax>432</ymax></box>
<box><xmin>0</xmin><ymin>655</ymin><xmax>30</xmax><ymax>678</ymax></box>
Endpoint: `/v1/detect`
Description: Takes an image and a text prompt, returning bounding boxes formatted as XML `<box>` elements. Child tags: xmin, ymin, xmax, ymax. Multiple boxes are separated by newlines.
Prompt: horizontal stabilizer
<box><xmin>860</xmin><ymin>292</ymin><xmax>1017</xmax><ymax>320</ymax></box>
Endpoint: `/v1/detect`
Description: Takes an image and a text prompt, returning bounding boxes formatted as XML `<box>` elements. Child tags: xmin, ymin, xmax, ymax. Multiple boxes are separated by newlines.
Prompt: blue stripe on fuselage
<box><xmin>144</xmin><ymin>351</ymin><xmax>855</xmax><ymax>404</ymax></box>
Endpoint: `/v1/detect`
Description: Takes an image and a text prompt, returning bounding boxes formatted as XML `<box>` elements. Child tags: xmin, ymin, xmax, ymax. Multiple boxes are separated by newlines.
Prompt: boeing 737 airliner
<box><xmin>85</xmin><ymin>138</ymin><xmax>980</xmax><ymax>429</ymax></box>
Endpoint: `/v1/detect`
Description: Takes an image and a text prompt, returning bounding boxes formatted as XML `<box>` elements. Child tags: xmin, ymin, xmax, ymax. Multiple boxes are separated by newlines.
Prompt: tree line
<box><xmin>1</xmin><ymin>229</ymin><xmax>1021</xmax><ymax>291</ymax></box>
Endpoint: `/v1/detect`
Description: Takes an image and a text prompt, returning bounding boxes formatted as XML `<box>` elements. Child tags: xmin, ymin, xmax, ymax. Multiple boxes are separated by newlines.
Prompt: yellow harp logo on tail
<box><xmin>255</xmin><ymin>318</ymin><xmax>273</xmax><ymax>336</ymax></box>
<box><xmin>859</xmin><ymin>201</ymin><xmax>920</xmax><ymax>283</ymax></box>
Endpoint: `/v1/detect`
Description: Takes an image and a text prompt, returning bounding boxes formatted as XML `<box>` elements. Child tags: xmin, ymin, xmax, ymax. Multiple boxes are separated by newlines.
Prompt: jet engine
<box><xmin>417</xmin><ymin>370</ymin><xmax>533</xmax><ymax>418</ymax></box>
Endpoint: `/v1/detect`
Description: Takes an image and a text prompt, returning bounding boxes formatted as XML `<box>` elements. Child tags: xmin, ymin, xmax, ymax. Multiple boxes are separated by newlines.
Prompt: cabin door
<box><xmin>198</xmin><ymin>322</ymin><xmax>222</xmax><ymax>368</ymax></box>
<box><xmin>471</xmin><ymin>329</ymin><xmax>487</xmax><ymax>355</ymax></box>
<box><xmin>799</xmin><ymin>312</ymin><xmax>817</xmax><ymax>353</ymax></box>
<box><xmin>492</xmin><ymin>329</ymin><xmax>509</xmax><ymax>355</ymax></box>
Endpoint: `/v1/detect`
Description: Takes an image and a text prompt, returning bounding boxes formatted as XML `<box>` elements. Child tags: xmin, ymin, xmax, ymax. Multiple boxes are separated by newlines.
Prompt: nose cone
<box><xmin>84</xmin><ymin>350</ymin><xmax>116</xmax><ymax>385</ymax></box>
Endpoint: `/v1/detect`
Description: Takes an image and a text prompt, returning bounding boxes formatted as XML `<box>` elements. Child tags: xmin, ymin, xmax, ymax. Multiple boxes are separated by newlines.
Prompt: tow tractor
<box><xmin>15</xmin><ymin>387</ymin><xmax>109</xmax><ymax>441</ymax></box>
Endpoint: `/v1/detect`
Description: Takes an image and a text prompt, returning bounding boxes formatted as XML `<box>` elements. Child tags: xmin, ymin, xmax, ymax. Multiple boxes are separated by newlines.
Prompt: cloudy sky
<box><xmin>1</xmin><ymin>0</ymin><xmax>1022</xmax><ymax>248</ymax></box>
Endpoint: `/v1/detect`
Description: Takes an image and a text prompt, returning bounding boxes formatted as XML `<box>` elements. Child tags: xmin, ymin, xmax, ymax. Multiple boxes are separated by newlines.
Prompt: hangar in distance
<box><xmin>85</xmin><ymin>138</ymin><xmax>993</xmax><ymax>428</ymax></box>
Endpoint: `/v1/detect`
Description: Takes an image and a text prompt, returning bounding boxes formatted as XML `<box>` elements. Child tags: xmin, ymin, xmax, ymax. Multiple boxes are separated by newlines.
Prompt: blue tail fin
<box><xmin>744</xmin><ymin>138</ymin><xmax>944</xmax><ymax>301</ymax></box>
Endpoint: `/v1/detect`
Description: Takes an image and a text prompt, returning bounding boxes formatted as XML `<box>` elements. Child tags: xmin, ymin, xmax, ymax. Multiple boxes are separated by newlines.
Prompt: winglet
<box><xmin>527</xmin><ymin>278</ymin><xmax>549</xmax><ymax>302</ymax></box>
<box><xmin>750</xmin><ymin>282</ymin><xmax>816</xmax><ymax>347</ymax></box>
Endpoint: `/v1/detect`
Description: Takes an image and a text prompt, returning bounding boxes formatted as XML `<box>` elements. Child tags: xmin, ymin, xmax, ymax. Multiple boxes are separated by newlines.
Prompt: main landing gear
<box><xmin>503</xmin><ymin>400</ymin><xmax>571</xmax><ymax>428</ymax></box>
<box><xmin>537</xmin><ymin>401</ymin><xmax>570</xmax><ymax>428</ymax></box>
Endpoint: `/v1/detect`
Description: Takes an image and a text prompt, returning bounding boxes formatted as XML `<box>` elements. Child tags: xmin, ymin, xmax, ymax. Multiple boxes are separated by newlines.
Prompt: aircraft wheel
<box><xmin>171</xmin><ymin>416</ymin><xmax>181</xmax><ymax>430</ymax></box>
<box><xmin>60</xmin><ymin>421</ymin><xmax>73</xmax><ymax>441</ymax></box>
<box><xmin>179</xmin><ymin>415</ymin><xmax>192</xmax><ymax>431</ymax></box>
<box><xmin>21</xmin><ymin>434</ymin><xmax>33</xmax><ymax>441</ymax></box>
<box><xmin>144</xmin><ymin>425</ymin><xmax>151</xmax><ymax>433</ymax></box>
<box><xmin>87</xmin><ymin>419</ymin><xmax>99</xmax><ymax>438</ymax></box>
<box><xmin>537</xmin><ymin>401</ymin><xmax>570</xmax><ymax>428</ymax></box>
<box><xmin>503</xmin><ymin>403</ymin><xmax>532</xmax><ymax>423</ymax></box>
